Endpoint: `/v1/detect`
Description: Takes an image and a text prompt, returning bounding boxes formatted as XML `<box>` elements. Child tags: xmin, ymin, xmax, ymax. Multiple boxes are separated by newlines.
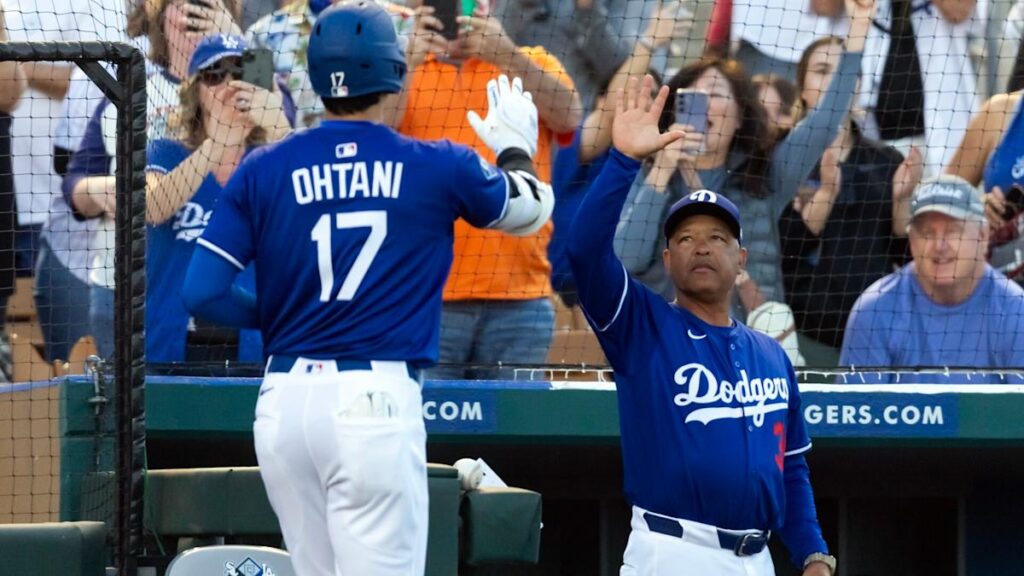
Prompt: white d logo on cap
<box><xmin>689</xmin><ymin>190</ymin><xmax>717</xmax><ymax>203</ymax></box>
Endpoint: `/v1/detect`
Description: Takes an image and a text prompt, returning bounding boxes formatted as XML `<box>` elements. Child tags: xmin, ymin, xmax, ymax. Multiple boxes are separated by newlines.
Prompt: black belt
<box><xmin>642</xmin><ymin>512</ymin><xmax>770</xmax><ymax>557</ymax></box>
<box><xmin>266</xmin><ymin>356</ymin><xmax>419</xmax><ymax>381</ymax></box>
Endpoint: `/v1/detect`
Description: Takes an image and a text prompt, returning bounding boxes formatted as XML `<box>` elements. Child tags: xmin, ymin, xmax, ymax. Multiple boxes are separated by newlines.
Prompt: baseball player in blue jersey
<box><xmin>180</xmin><ymin>2</ymin><xmax>553</xmax><ymax>574</ymax></box>
<box><xmin>568</xmin><ymin>75</ymin><xmax>835</xmax><ymax>576</ymax></box>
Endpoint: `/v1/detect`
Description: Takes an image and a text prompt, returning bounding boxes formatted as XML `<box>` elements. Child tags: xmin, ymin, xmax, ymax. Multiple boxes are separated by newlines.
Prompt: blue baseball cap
<box><xmin>664</xmin><ymin>190</ymin><xmax>743</xmax><ymax>244</ymax></box>
<box><xmin>188</xmin><ymin>34</ymin><xmax>247</xmax><ymax>77</ymax></box>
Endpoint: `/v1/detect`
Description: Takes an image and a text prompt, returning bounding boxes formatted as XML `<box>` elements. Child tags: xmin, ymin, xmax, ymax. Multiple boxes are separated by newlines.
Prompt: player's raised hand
<box><xmin>467</xmin><ymin>74</ymin><xmax>539</xmax><ymax>158</ymax></box>
<box><xmin>613</xmin><ymin>74</ymin><xmax>685</xmax><ymax>161</ymax></box>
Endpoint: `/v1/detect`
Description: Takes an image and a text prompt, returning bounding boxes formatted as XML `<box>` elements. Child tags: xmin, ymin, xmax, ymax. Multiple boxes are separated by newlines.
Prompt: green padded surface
<box><xmin>426</xmin><ymin>464</ymin><xmax>460</xmax><ymax>576</ymax></box>
<box><xmin>462</xmin><ymin>488</ymin><xmax>542</xmax><ymax>565</ymax></box>
<box><xmin>146</xmin><ymin>467</ymin><xmax>281</xmax><ymax>536</ymax></box>
<box><xmin>428</xmin><ymin>463</ymin><xmax>459</xmax><ymax>478</ymax></box>
<box><xmin>79</xmin><ymin>465</ymin><xmax>462</xmax><ymax>573</ymax></box>
<box><xmin>77</xmin><ymin>465</ymin><xmax>464</xmax><ymax>573</ymax></box>
<box><xmin>0</xmin><ymin>521</ymin><xmax>107</xmax><ymax>576</ymax></box>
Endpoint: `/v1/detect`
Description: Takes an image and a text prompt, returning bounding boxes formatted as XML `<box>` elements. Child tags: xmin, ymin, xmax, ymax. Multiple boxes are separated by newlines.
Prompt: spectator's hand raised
<box><xmin>844</xmin><ymin>0</ymin><xmax>875</xmax><ymax>52</ymax></box>
<box><xmin>454</xmin><ymin>13</ymin><xmax>518</xmax><ymax>67</ymax></box>
<box><xmin>643</xmin><ymin>0</ymin><xmax>695</xmax><ymax>51</ymax></box>
<box><xmin>845</xmin><ymin>0</ymin><xmax>876</xmax><ymax>18</ymax></box>
<box><xmin>206</xmin><ymin>82</ymin><xmax>254</xmax><ymax>149</ymax></box>
<box><xmin>228</xmin><ymin>80</ymin><xmax>284</xmax><ymax>134</ymax></box>
<box><xmin>820</xmin><ymin>143</ymin><xmax>842</xmax><ymax>193</ymax></box>
<box><xmin>613</xmin><ymin>75</ymin><xmax>685</xmax><ymax>161</ymax></box>
<box><xmin>407</xmin><ymin>5</ymin><xmax>448</xmax><ymax>69</ymax></box>
<box><xmin>892</xmin><ymin>145</ymin><xmax>923</xmax><ymax>203</ymax></box>
<box><xmin>985</xmin><ymin>187</ymin><xmax>1008</xmax><ymax>230</ymax></box>
<box><xmin>182</xmin><ymin>0</ymin><xmax>242</xmax><ymax>39</ymax></box>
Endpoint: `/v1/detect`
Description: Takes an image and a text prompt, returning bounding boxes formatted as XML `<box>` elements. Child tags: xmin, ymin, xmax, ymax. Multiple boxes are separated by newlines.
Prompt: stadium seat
<box><xmin>7</xmin><ymin>320</ymin><xmax>50</xmax><ymax>381</ymax></box>
<box><xmin>165</xmin><ymin>545</ymin><xmax>295</xmax><ymax>576</ymax></box>
<box><xmin>52</xmin><ymin>336</ymin><xmax>98</xmax><ymax>376</ymax></box>
<box><xmin>6</xmin><ymin>277</ymin><xmax>36</xmax><ymax>321</ymax></box>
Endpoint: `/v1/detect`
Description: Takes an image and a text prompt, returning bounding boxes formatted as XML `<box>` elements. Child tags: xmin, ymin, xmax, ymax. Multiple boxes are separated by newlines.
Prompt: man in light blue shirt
<box><xmin>841</xmin><ymin>175</ymin><xmax>1024</xmax><ymax>383</ymax></box>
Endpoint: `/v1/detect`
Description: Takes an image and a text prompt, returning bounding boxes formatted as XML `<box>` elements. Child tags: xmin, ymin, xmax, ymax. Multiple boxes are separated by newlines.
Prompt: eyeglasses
<box><xmin>198</xmin><ymin>60</ymin><xmax>242</xmax><ymax>86</ymax></box>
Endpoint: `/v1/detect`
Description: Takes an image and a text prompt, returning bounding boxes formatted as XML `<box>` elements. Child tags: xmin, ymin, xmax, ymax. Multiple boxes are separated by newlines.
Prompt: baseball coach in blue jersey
<box><xmin>181</xmin><ymin>1</ymin><xmax>554</xmax><ymax>574</ymax></box>
<box><xmin>568</xmin><ymin>75</ymin><xmax>835</xmax><ymax>576</ymax></box>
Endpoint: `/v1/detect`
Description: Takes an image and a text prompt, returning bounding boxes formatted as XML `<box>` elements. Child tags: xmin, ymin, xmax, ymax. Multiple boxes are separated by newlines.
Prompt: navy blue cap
<box><xmin>664</xmin><ymin>190</ymin><xmax>743</xmax><ymax>243</ymax></box>
<box><xmin>188</xmin><ymin>34</ymin><xmax>246</xmax><ymax>77</ymax></box>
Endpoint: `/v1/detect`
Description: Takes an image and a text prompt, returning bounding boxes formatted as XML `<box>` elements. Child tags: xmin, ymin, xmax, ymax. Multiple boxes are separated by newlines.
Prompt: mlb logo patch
<box><xmin>336</xmin><ymin>142</ymin><xmax>358</xmax><ymax>159</ymax></box>
<box><xmin>330</xmin><ymin>71</ymin><xmax>348</xmax><ymax>97</ymax></box>
<box><xmin>305</xmin><ymin>362</ymin><xmax>326</xmax><ymax>374</ymax></box>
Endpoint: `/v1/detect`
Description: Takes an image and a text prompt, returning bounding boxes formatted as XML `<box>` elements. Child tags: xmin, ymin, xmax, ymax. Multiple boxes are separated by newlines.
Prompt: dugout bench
<box><xmin>56</xmin><ymin>376</ymin><xmax>542</xmax><ymax>575</ymax></box>
<box><xmin>73</xmin><ymin>465</ymin><xmax>540</xmax><ymax>575</ymax></box>
<box><xmin>54</xmin><ymin>375</ymin><xmax>1024</xmax><ymax>576</ymax></box>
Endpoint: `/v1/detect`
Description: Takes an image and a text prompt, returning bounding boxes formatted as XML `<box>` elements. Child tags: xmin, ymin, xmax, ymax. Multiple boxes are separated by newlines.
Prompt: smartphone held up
<box><xmin>1002</xmin><ymin>185</ymin><xmax>1024</xmax><ymax>221</ymax></box>
<box><xmin>241</xmin><ymin>48</ymin><xmax>275</xmax><ymax>91</ymax></box>
<box><xmin>675</xmin><ymin>88</ymin><xmax>708</xmax><ymax>154</ymax></box>
<box><xmin>424</xmin><ymin>0</ymin><xmax>476</xmax><ymax>40</ymax></box>
<box><xmin>674</xmin><ymin>88</ymin><xmax>708</xmax><ymax>135</ymax></box>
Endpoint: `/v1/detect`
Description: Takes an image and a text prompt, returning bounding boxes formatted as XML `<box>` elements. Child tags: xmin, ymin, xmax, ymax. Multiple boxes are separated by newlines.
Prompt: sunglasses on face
<box><xmin>198</xmin><ymin>58</ymin><xmax>242</xmax><ymax>86</ymax></box>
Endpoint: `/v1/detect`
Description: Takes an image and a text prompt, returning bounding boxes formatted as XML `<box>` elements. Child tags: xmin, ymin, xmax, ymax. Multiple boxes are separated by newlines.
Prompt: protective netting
<box><xmin>0</xmin><ymin>4</ymin><xmax>149</xmax><ymax>573</ymax></box>
<box><xmin>3</xmin><ymin>0</ymin><xmax>1024</xmax><ymax>559</ymax></box>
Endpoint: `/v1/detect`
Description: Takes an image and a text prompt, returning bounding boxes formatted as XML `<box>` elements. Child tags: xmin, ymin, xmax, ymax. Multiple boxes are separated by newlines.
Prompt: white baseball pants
<box><xmin>254</xmin><ymin>358</ymin><xmax>428</xmax><ymax>576</ymax></box>
<box><xmin>621</xmin><ymin>507</ymin><xmax>776</xmax><ymax>576</ymax></box>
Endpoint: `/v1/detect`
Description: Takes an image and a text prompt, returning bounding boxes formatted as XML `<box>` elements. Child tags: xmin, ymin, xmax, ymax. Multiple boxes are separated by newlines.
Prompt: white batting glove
<box><xmin>467</xmin><ymin>75</ymin><xmax>539</xmax><ymax>158</ymax></box>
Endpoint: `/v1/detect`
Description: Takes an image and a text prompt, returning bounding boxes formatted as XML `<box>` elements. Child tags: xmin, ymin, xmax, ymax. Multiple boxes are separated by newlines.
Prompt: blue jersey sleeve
<box><xmin>449</xmin><ymin>144</ymin><xmax>508</xmax><ymax>228</ymax></box>
<box><xmin>196</xmin><ymin>156</ymin><xmax>257</xmax><ymax>270</ymax></box>
<box><xmin>567</xmin><ymin>149</ymin><xmax>641</xmax><ymax>329</ymax></box>
<box><xmin>182</xmin><ymin>247</ymin><xmax>260</xmax><ymax>329</ymax></box>
<box><xmin>778</xmin><ymin>359</ymin><xmax>829</xmax><ymax>565</ymax></box>
<box><xmin>145</xmin><ymin>138</ymin><xmax>190</xmax><ymax>174</ymax></box>
<box><xmin>777</xmin><ymin>356</ymin><xmax>828</xmax><ymax>566</ymax></box>
<box><xmin>62</xmin><ymin>99</ymin><xmax>113</xmax><ymax>221</ymax></box>
<box><xmin>785</xmin><ymin>362</ymin><xmax>811</xmax><ymax>456</ymax></box>
<box><xmin>778</xmin><ymin>454</ymin><xmax>829</xmax><ymax>567</ymax></box>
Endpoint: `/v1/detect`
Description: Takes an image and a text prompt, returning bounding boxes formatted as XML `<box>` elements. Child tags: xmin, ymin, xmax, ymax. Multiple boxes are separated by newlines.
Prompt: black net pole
<box><xmin>0</xmin><ymin>41</ymin><xmax>147</xmax><ymax>576</ymax></box>
<box><xmin>114</xmin><ymin>42</ymin><xmax>148</xmax><ymax>576</ymax></box>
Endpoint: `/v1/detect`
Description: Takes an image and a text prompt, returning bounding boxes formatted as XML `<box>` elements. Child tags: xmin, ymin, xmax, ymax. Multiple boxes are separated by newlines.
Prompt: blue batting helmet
<box><xmin>307</xmin><ymin>1</ymin><xmax>407</xmax><ymax>99</ymax></box>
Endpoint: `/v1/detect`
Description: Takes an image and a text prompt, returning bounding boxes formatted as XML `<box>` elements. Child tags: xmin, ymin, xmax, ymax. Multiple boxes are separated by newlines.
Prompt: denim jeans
<box><xmin>90</xmin><ymin>285</ymin><xmax>115</xmax><ymax>361</ymax></box>
<box><xmin>15</xmin><ymin>223</ymin><xmax>41</xmax><ymax>278</ymax></box>
<box><xmin>33</xmin><ymin>240</ymin><xmax>92</xmax><ymax>362</ymax></box>
<box><xmin>429</xmin><ymin>298</ymin><xmax>555</xmax><ymax>381</ymax></box>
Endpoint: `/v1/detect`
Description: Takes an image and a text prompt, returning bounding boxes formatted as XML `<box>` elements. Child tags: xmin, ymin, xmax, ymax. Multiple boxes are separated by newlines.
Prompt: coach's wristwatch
<box><xmin>803</xmin><ymin>552</ymin><xmax>837</xmax><ymax>575</ymax></box>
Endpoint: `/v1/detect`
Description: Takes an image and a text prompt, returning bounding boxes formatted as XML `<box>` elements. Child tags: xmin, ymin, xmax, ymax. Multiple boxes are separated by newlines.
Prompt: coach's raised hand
<box><xmin>467</xmin><ymin>74</ymin><xmax>539</xmax><ymax>158</ymax></box>
<box><xmin>613</xmin><ymin>75</ymin><xmax>686</xmax><ymax>161</ymax></box>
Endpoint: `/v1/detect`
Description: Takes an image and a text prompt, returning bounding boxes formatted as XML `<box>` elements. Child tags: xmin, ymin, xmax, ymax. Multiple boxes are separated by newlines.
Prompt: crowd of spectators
<box><xmin>1</xmin><ymin>0</ymin><xmax>1022</xmax><ymax>382</ymax></box>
